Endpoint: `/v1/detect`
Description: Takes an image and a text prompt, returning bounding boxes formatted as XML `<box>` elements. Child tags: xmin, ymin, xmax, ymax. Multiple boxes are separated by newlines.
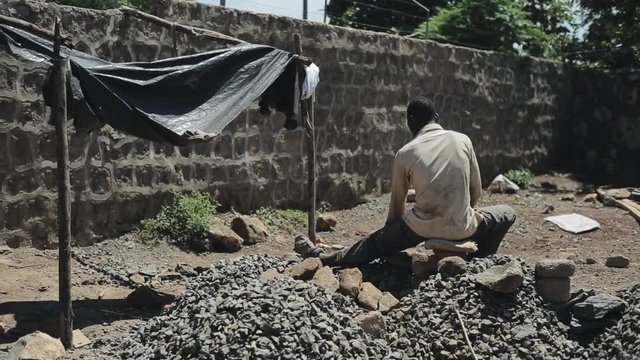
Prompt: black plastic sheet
<box><xmin>0</xmin><ymin>24</ymin><xmax>298</xmax><ymax>145</ymax></box>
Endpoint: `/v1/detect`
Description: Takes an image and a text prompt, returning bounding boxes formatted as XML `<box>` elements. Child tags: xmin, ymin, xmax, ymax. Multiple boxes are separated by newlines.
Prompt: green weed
<box><xmin>254</xmin><ymin>207</ymin><xmax>306</xmax><ymax>233</ymax></box>
<box><xmin>505</xmin><ymin>168</ymin><xmax>534</xmax><ymax>188</ymax></box>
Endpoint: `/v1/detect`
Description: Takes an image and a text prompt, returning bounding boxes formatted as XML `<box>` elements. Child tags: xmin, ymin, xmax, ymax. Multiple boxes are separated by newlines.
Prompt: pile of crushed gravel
<box><xmin>385</xmin><ymin>255</ymin><xmax>587</xmax><ymax>359</ymax></box>
<box><xmin>115</xmin><ymin>254</ymin><xmax>635</xmax><ymax>359</ymax></box>
<box><xmin>117</xmin><ymin>255</ymin><xmax>398</xmax><ymax>359</ymax></box>
<box><xmin>588</xmin><ymin>284</ymin><xmax>640</xmax><ymax>358</ymax></box>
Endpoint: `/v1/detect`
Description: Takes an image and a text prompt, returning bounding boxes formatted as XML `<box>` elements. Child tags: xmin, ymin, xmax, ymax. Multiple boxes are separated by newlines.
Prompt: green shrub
<box><xmin>505</xmin><ymin>168</ymin><xmax>534</xmax><ymax>188</ymax></box>
<box><xmin>254</xmin><ymin>207</ymin><xmax>306</xmax><ymax>233</ymax></box>
<box><xmin>138</xmin><ymin>192</ymin><xmax>219</xmax><ymax>245</ymax></box>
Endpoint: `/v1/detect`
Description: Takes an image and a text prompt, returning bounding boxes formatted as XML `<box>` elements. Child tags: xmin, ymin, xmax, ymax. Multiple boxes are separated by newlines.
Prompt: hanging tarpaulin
<box><xmin>0</xmin><ymin>24</ymin><xmax>299</xmax><ymax>145</ymax></box>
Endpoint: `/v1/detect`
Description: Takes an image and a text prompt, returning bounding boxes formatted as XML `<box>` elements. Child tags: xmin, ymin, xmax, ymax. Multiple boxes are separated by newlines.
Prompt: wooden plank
<box><xmin>294</xmin><ymin>33</ymin><xmax>317</xmax><ymax>244</ymax></box>
<box><xmin>52</xmin><ymin>19</ymin><xmax>73</xmax><ymax>349</ymax></box>
<box><xmin>119</xmin><ymin>6</ymin><xmax>246</xmax><ymax>46</ymax></box>
<box><xmin>0</xmin><ymin>14</ymin><xmax>74</xmax><ymax>48</ymax></box>
<box><xmin>615</xmin><ymin>199</ymin><xmax>640</xmax><ymax>224</ymax></box>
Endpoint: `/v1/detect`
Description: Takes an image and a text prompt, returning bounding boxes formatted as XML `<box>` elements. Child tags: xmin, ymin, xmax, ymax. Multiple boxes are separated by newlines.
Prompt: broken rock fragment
<box><xmin>207</xmin><ymin>220</ymin><xmax>244</xmax><ymax>252</ymax></box>
<box><xmin>355</xmin><ymin>311</ymin><xmax>386</xmax><ymax>337</ymax></box>
<box><xmin>311</xmin><ymin>266</ymin><xmax>339</xmax><ymax>293</ymax></box>
<box><xmin>338</xmin><ymin>268</ymin><xmax>363</xmax><ymax>298</ymax></box>
<box><xmin>535</xmin><ymin>259</ymin><xmax>576</xmax><ymax>278</ymax></box>
<box><xmin>286</xmin><ymin>258</ymin><xmax>322</xmax><ymax>280</ymax></box>
<box><xmin>7</xmin><ymin>331</ymin><xmax>65</xmax><ymax>360</ymax></box>
<box><xmin>476</xmin><ymin>261</ymin><xmax>524</xmax><ymax>293</ymax></box>
<box><xmin>316</xmin><ymin>214</ymin><xmax>337</xmax><ymax>232</ymax></box>
<box><xmin>378</xmin><ymin>292</ymin><xmax>400</xmax><ymax>313</ymax></box>
<box><xmin>230</xmin><ymin>215</ymin><xmax>269</xmax><ymax>245</ymax></box>
<box><xmin>411</xmin><ymin>253</ymin><xmax>439</xmax><ymax>279</ymax></box>
<box><xmin>536</xmin><ymin>277</ymin><xmax>571</xmax><ymax>303</ymax></box>
<box><xmin>437</xmin><ymin>256</ymin><xmax>467</xmax><ymax>277</ymax></box>
<box><xmin>358</xmin><ymin>282</ymin><xmax>383</xmax><ymax>310</ymax></box>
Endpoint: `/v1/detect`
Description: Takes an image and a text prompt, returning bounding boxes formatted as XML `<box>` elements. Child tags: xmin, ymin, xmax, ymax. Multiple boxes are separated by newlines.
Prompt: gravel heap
<box><xmin>588</xmin><ymin>284</ymin><xmax>640</xmax><ymax>358</ymax></box>
<box><xmin>117</xmin><ymin>255</ymin><xmax>398</xmax><ymax>360</ymax></box>
<box><xmin>385</xmin><ymin>255</ymin><xmax>587</xmax><ymax>360</ymax></box>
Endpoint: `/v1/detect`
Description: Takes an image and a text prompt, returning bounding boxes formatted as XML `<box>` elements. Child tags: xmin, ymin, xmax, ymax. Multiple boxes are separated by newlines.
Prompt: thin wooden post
<box><xmin>52</xmin><ymin>18</ymin><xmax>73</xmax><ymax>349</ymax></box>
<box><xmin>294</xmin><ymin>34</ymin><xmax>317</xmax><ymax>244</ymax></box>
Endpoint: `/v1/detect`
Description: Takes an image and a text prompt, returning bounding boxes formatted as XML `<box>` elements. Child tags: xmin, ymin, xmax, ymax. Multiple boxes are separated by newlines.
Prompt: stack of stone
<box><xmin>535</xmin><ymin>259</ymin><xmax>576</xmax><ymax>302</ymax></box>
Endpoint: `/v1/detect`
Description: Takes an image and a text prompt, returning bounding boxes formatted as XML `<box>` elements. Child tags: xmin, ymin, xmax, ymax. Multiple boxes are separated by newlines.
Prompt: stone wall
<box><xmin>568</xmin><ymin>69</ymin><xmax>640</xmax><ymax>185</ymax></box>
<box><xmin>0</xmin><ymin>0</ymin><xmax>570</xmax><ymax>247</ymax></box>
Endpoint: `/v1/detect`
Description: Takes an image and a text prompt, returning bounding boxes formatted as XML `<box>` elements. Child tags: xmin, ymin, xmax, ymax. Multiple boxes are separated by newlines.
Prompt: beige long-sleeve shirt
<box><xmin>387</xmin><ymin>123</ymin><xmax>483</xmax><ymax>240</ymax></box>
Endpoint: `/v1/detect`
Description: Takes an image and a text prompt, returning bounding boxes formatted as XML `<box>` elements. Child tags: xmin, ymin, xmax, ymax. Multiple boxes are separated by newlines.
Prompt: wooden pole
<box><xmin>293</xmin><ymin>34</ymin><xmax>316</xmax><ymax>244</ymax></box>
<box><xmin>303</xmin><ymin>0</ymin><xmax>308</xmax><ymax>20</ymax></box>
<box><xmin>52</xmin><ymin>18</ymin><xmax>73</xmax><ymax>349</ymax></box>
<box><xmin>0</xmin><ymin>14</ymin><xmax>74</xmax><ymax>48</ymax></box>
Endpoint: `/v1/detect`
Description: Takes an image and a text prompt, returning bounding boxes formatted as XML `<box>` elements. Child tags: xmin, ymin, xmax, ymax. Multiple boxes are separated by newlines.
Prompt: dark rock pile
<box><xmin>587</xmin><ymin>284</ymin><xmax>640</xmax><ymax>358</ymax></box>
<box><xmin>385</xmin><ymin>255</ymin><xmax>587</xmax><ymax>360</ymax></box>
<box><xmin>117</xmin><ymin>255</ymin><xmax>398</xmax><ymax>359</ymax></box>
<box><xmin>114</xmin><ymin>254</ymin><xmax>636</xmax><ymax>359</ymax></box>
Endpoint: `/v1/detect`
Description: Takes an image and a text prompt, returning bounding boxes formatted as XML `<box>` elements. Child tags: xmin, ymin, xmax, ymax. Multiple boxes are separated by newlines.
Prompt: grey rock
<box><xmin>437</xmin><ymin>256</ymin><xmax>467</xmax><ymax>277</ymax></box>
<box><xmin>354</xmin><ymin>311</ymin><xmax>386</xmax><ymax>337</ymax></box>
<box><xmin>476</xmin><ymin>261</ymin><xmax>524</xmax><ymax>293</ymax></box>
<box><xmin>571</xmin><ymin>294</ymin><xmax>627</xmax><ymax>320</ymax></box>
<box><xmin>536</xmin><ymin>277</ymin><xmax>571</xmax><ymax>303</ymax></box>
<box><xmin>411</xmin><ymin>252</ymin><xmax>439</xmax><ymax>279</ymax></box>
<box><xmin>7</xmin><ymin>331</ymin><xmax>65</xmax><ymax>360</ymax></box>
<box><xmin>129</xmin><ymin>274</ymin><xmax>145</xmax><ymax>285</ymax></box>
<box><xmin>605</xmin><ymin>256</ymin><xmax>630</xmax><ymax>268</ymax></box>
<box><xmin>259</xmin><ymin>268</ymin><xmax>282</xmax><ymax>282</ymax></box>
<box><xmin>535</xmin><ymin>259</ymin><xmax>576</xmax><ymax>278</ymax></box>
<box><xmin>378</xmin><ymin>292</ymin><xmax>400</xmax><ymax>313</ymax></box>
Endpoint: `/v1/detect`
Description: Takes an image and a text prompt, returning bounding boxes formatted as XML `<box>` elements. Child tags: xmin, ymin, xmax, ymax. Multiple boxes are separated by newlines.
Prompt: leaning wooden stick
<box><xmin>119</xmin><ymin>6</ymin><xmax>245</xmax><ymax>46</ymax></box>
<box><xmin>0</xmin><ymin>14</ymin><xmax>74</xmax><ymax>47</ymax></box>
<box><xmin>453</xmin><ymin>304</ymin><xmax>479</xmax><ymax>360</ymax></box>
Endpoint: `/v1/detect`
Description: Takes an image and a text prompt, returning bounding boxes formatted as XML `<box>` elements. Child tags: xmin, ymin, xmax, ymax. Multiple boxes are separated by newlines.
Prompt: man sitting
<box><xmin>297</xmin><ymin>96</ymin><xmax>516</xmax><ymax>266</ymax></box>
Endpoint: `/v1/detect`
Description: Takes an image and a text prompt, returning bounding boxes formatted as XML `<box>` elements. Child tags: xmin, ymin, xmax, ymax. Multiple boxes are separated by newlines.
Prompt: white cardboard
<box><xmin>544</xmin><ymin>213</ymin><xmax>600</xmax><ymax>234</ymax></box>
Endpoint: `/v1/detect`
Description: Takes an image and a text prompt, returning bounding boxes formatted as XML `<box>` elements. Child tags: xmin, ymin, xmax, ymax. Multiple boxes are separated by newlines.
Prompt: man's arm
<box><xmin>386</xmin><ymin>152</ymin><xmax>409</xmax><ymax>223</ymax></box>
<box><xmin>468</xmin><ymin>140</ymin><xmax>482</xmax><ymax>207</ymax></box>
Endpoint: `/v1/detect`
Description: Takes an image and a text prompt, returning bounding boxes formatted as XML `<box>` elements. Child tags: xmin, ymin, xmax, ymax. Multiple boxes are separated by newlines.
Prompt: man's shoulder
<box><xmin>445</xmin><ymin>129</ymin><xmax>473</xmax><ymax>146</ymax></box>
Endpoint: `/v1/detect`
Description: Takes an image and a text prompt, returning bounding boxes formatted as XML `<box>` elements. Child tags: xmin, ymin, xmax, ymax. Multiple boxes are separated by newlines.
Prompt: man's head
<box><xmin>406</xmin><ymin>96</ymin><xmax>438</xmax><ymax>137</ymax></box>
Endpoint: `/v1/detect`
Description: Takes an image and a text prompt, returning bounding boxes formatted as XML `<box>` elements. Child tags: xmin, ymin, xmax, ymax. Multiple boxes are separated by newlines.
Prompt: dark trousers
<box><xmin>323</xmin><ymin>205</ymin><xmax>516</xmax><ymax>267</ymax></box>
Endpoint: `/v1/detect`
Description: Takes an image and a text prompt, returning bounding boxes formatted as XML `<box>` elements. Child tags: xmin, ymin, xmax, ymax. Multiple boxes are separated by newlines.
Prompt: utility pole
<box><xmin>220</xmin><ymin>0</ymin><xmax>226</xmax><ymax>6</ymax></box>
<box><xmin>324</xmin><ymin>0</ymin><xmax>328</xmax><ymax>23</ymax></box>
<box><xmin>303</xmin><ymin>0</ymin><xmax>308</xmax><ymax>20</ymax></box>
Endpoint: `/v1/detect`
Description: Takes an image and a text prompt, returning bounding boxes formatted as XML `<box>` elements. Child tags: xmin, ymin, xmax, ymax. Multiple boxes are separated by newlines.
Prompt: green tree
<box><xmin>418</xmin><ymin>0</ymin><xmax>576</xmax><ymax>57</ymax></box>
<box><xmin>574</xmin><ymin>0</ymin><xmax>640</xmax><ymax>69</ymax></box>
<box><xmin>327</xmin><ymin>0</ymin><xmax>448</xmax><ymax>35</ymax></box>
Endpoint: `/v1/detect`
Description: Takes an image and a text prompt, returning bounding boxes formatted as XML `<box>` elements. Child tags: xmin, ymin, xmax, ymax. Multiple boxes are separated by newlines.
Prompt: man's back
<box><xmin>387</xmin><ymin>123</ymin><xmax>482</xmax><ymax>240</ymax></box>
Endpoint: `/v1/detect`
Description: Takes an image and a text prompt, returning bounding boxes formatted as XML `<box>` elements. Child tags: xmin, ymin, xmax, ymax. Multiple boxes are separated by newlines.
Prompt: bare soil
<box><xmin>0</xmin><ymin>175</ymin><xmax>638</xmax><ymax>358</ymax></box>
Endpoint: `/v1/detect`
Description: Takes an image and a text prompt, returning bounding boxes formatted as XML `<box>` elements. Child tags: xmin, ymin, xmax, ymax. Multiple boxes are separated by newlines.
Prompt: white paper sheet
<box><xmin>544</xmin><ymin>213</ymin><xmax>601</xmax><ymax>234</ymax></box>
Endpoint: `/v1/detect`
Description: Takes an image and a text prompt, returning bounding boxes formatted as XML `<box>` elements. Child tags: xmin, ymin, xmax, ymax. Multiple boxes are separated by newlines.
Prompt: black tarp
<box><xmin>0</xmin><ymin>24</ymin><xmax>299</xmax><ymax>145</ymax></box>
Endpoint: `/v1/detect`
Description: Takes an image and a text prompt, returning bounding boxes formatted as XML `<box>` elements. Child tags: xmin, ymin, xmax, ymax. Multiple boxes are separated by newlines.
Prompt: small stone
<box><xmin>489</xmin><ymin>174</ymin><xmax>520</xmax><ymax>194</ymax></box>
<box><xmin>175</xmin><ymin>263</ymin><xmax>197</xmax><ymax>277</ymax></box>
<box><xmin>159</xmin><ymin>272</ymin><xmax>182</xmax><ymax>281</ymax></box>
<box><xmin>536</xmin><ymin>277</ymin><xmax>571</xmax><ymax>303</ymax></box>
<box><xmin>7</xmin><ymin>331</ymin><xmax>65</xmax><ymax>360</ymax></box>
<box><xmin>378</xmin><ymin>292</ymin><xmax>400</xmax><ymax>313</ymax></box>
<box><xmin>437</xmin><ymin>256</ymin><xmax>467</xmax><ymax>277</ymax></box>
<box><xmin>571</xmin><ymin>294</ymin><xmax>627</xmax><ymax>320</ymax></box>
<box><xmin>72</xmin><ymin>329</ymin><xmax>91</xmax><ymax>349</ymax></box>
<box><xmin>286</xmin><ymin>258</ymin><xmax>322</xmax><ymax>280</ymax></box>
<box><xmin>357</xmin><ymin>282</ymin><xmax>383</xmax><ymax>310</ymax></box>
<box><xmin>139</xmin><ymin>265</ymin><xmax>157</xmax><ymax>277</ymax></box>
<box><xmin>354</xmin><ymin>311</ymin><xmax>386</xmax><ymax>337</ymax></box>
<box><xmin>605</xmin><ymin>256</ymin><xmax>630</xmax><ymax>268</ymax></box>
<box><xmin>207</xmin><ymin>220</ymin><xmax>244</xmax><ymax>252</ymax></box>
<box><xmin>412</xmin><ymin>253</ymin><xmax>439</xmax><ymax>279</ymax></box>
<box><xmin>561</xmin><ymin>195</ymin><xmax>576</xmax><ymax>201</ymax></box>
<box><xmin>476</xmin><ymin>261</ymin><xmax>524</xmax><ymax>293</ymax></box>
<box><xmin>311</xmin><ymin>266</ymin><xmax>339</xmax><ymax>293</ymax></box>
<box><xmin>129</xmin><ymin>274</ymin><xmax>145</xmax><ymax>285</ymax></box>
<box><xmin>259</xmin><ymin>268</ymin><xmax>282</xmax><ymax>282</ymax></box>
<box><xmin>316</xmin><ymin>214</ymin><xmax>337</xmax><ymax>232</ymax></box>
<box><xmin>511</xmin><ymin>324</ymin><xmax>537</xmax><ymax>341</ymax></box>
<box><xmin>230</xmin><ymin>216</ymin><xmax>269</xmax><ymax>245</ymax></box>
<box><xmin>586</xmin><ymin>257</ymin><xmax>597</xmax><ymax>265</ymax></box>
<box><xmin>535</xmin><ymin>259</ymin><xmax>576</xmax><ymax>278</ymax></box>
<box><xmin>339</xmin><ymin>268</ymin><xmax>363</xmax><ymax>298</ymax></box>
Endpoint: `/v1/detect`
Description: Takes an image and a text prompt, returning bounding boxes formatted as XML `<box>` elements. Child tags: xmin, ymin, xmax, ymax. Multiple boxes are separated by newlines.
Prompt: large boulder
<box><xmin>207</xmin><ymin>220</ymin><xmax>244</xmax><ymax>252</ymax></box>
<box><xmin>286</xmin><ymin>258</ymin><xmax>322</xmax><ymax>280</ymax></box>
<box><xmin>571</xmin><ymin>294</ymin><xmax>627</xmax><ymax>320</ymax></box>
<box><xmin>7</xmin><ymin>331</ymin><xmax>65</xmax><ymax>360</ymax></box>
<box><xmin>230</xmin><ymin>216</ymin><xmax>269</xmax><ymax>245</ymax></box>
<box><xmin>476</xmin><ymin>261</ymin><xmax>524</xmax><ymax>293</ymax></box>
<box><xmin>358</xmin><ymin>282</ymin><xmax>383</xmax><ymax>310</ymax></box>
<box><xmin>339</xmin><ymin>268</ymin><xmax>363</xmax><ymax>298</ymax></box>
<box><xmin>311</xmin><ymin>266</ymin><xmax>339</xmax><ymax>293</ymax></box>
<box><xmin>316</xmin><ymin>214</ymin><xmax>337</xmax><ymax>232</ymax></box>
<box><xmin>535</xmin><ymin>259</ymin><xmax>576</xmax><ymax>278</ymax></box>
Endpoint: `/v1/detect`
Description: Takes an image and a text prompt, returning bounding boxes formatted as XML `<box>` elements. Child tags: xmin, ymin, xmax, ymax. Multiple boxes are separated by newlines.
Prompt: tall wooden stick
<box><xmin>52</xmin><ymin>18</ymin><xmax>73</xmax><ymax>349</ymax></box>
<box><xmin>293</xmin><ymin>34</ymin><xmax>317</xmax><ymax>244</ymax></box>
<box><xmin>453</xmin><ymin>304</ymin><xmax>478</xmax><ymax>360</ymax></box>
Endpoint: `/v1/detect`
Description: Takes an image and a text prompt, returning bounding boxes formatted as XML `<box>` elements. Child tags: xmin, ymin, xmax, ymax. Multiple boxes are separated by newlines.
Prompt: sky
<box><xmin>199</xmin><ymin>0</ymin><xmax>328</xmax><ymax>23</ymax></box>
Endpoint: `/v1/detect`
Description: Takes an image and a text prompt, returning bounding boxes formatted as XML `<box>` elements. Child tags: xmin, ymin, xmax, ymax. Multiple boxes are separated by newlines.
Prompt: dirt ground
<box><xmin>0</xmin><ymin>175</ymin><xmax>638</xmax><ymax>358</ymax></box>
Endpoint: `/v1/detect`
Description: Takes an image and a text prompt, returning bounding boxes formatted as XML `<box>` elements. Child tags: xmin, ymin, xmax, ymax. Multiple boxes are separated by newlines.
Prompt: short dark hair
<box><xmin>406</xmin><ymin>96</ymin><xmax>438</xmax><ymax>136</ymax></box>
